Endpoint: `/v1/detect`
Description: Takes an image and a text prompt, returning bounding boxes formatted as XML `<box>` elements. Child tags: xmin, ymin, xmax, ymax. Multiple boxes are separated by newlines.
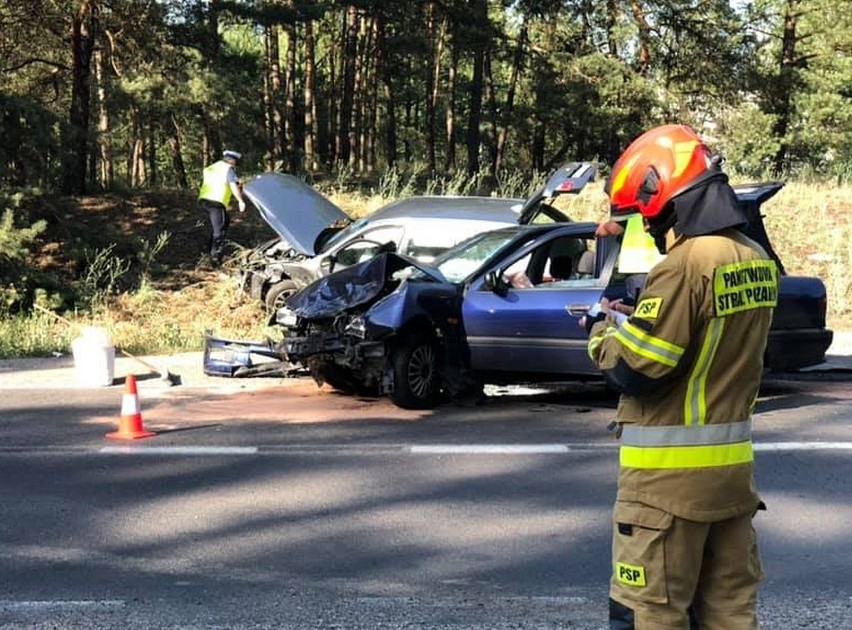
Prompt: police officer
<box><xmin>198</xmin><ymin>149</ymin><xmax>247</xmax><ymax>266</ymax></box>
<box><xmin>585</xmin><ymin>124</ymin><xmax>779</xmax><ymax>629</ymax></box>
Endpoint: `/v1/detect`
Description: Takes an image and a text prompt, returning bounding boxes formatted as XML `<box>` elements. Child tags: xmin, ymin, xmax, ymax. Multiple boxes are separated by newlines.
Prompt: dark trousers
<box><xmin>200</xmin><ymin>199</ymin><xmax>229</xmax><ymax>262</ymax></box>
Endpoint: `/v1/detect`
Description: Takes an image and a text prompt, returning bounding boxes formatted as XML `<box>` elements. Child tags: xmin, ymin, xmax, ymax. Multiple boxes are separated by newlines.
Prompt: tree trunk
<box><xmin>630</xmin><ymin>0</ymin><xmax>652</xmax><ymax>76</ymax></box>
<box><xmin>147</xmin><ymin>114</ymin><xmax>157</xmax><ymax>186</ymax></box>
<box><xmin>285</xmin><ymin>22</ymin><xmax>299</xmax><ymax>172</ymax></box>
<box><xmin>375</xmin><ymin>13</ymin><xmax>397</xmax><ymax>169</ymax></box>
<box><xmin>494</xmin><ymin>21</ymin><xmax>526</xmax><ymax>174</ymax></box>
<box><xmin>424</xmin><ymin>2</ymin><xmax>438</xmax><ymax>175</ymax></box>
<box><xmin>130</xmin><ymin>108</ymin><xmax>146</xmax><ymax>188</ymax></box>
<box><xmin>94</xmin><ymin>43</ymin><xmax>113</xmax><ymax>189</ymax></box>
<box><xmin>200</xmin><ymin>109</ymin><xmax>221</xmax><ymax>165</ymax></box>
<box><xmin>465</xmin><ymin>0</ymin><xmax>488</xmax><ymax>178</ymax></box>
<box><xmin>773</xmin><ymin>0</ymin><xmax>799</xmax><ymax>174</ymax></box>
<box><xmin>338</xmin><ymin>5</ymin><xmax>358</xmax><ymax>166</ymax></box>
<box><xmin>62</xmin><ymin>0</ymin><xmax>98</xmax><ymax>195</ymax></box>
<box><xmin>303</xmin><ymin>18</ymin><xmax>319</xmax><ymax>173</ymax></box>
<box><xmin>483</xmin><ymin>51</ymin><xmax>498</xmax><ymax>174</ymax></box>
<box><xmin>606</xmin><ymin>0</ymin><xmax>618</xmax><ymax>56</ymax></box>
<box><xmin>265</xmin><ymin>23</ymin><xmax>284</xmax><ymax>170</ymax></box>
<box><xmin>323</xmin><ymin>13</ymin><xmax>338</xmax><ymax>167</ymax></box>
<box><xmin>361</xmin><ymin>17</ymin><xmax>378</xmax><ymax>174</ymax></box>
<box><xmin>466</xmin><ymin>47</ymin><xmax>485</xmax><ymax>175</ymax></box>
<box><xmin>445</xmin><ymin>45</ymin><xmax>458</xmax><ymax>174</ymax></box>
<box><xmin>354</xmin><ymin>15</ymin><xmax>372</xmax><ymax>173</ymax></box>
<box><xmin>168</xmin><ymin>113</ymin><xmax>188</xmax><ymax>189</ymax></box>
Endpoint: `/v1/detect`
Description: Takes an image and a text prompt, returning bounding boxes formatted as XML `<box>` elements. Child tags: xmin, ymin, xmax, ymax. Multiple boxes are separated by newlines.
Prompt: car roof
<box><xmin>368</xmin><ymin>196</ymin><xmax>525</xmax><ymax>223</ymax></box>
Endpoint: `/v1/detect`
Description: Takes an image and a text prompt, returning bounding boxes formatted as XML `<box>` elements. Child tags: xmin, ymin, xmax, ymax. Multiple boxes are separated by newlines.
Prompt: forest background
<box><xmin>1</xmin><ymin>0</ymin><xmax>850</xmax><ymax>357</ymax></box>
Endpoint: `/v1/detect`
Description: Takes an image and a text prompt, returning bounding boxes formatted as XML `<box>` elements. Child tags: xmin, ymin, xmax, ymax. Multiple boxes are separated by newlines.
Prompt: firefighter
<box><xmin>585</xmin><ymin>124</ymin><xmax>779</xmax><ymax>629</ymax></box>
<box><xmin>198</xmin><ymin>149</ymin><xmax>247</xmax><ymax>266</ymax></box>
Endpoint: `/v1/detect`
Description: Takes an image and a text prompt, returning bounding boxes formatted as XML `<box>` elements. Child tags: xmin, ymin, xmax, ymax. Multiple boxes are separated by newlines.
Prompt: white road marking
<box><xmin>411</xmin><ymin>444</ymin><xmax>571</xmax><ymax>454</ymax></box>
<box><xmin>2</xmin><ymin>441</ymin><xmax>851</xmax><ymax>457</ymax></box>
<box><xmin>0</xmin><ymin>599</ymin><xmax>125</xmax><ymax>609</ymax></box>
<box><xmin>99</xmin><ymin>446</ymin><xmax>258</xmax><ymax>455</ymax></box>
<box><xmin>754</xmin><ymin>442</ymin><xmax>852</xmax><ymax>451</ymax></box>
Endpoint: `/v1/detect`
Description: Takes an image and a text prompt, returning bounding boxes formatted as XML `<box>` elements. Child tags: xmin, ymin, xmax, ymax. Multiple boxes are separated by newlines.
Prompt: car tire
<box><xmin>390</xmin><ymin>335</ymin><xmax>442</xmax><ymax>409</ymax></box>
<box><xmin>315</xmin><ymin>361</ymin><xmax>376</xmax><ymax>396</ymax></box>
<box><xmin>265</xmin><ymin>279</ymin><xmax>299</xmax><ymax>310</ymax></box>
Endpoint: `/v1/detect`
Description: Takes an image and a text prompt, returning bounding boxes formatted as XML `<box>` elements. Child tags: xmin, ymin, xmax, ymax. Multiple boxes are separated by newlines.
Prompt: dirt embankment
<box><xmin>26</xmin><ymin>190</ymin><xmax>273</xmax><ymax>291</ymax></box>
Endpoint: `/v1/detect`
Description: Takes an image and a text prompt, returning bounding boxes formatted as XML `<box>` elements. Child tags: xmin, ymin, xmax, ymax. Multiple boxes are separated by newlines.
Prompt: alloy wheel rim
<box><xmin>407</xmin><ymin>344</ymin><xmax>435</xmax><ymax>398</ymax></box>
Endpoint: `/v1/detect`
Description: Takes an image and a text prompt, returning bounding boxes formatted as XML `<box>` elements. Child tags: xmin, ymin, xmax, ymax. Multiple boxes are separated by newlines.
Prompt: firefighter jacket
<box><xmin>588</xmin><ymin>228</ymin><xmax>778</xmax><ymax>522</ymax></box>
<box><xmin>198</xmin><ymin>160</ymin><xmax>235</xmax><ymax>206</ymax></box>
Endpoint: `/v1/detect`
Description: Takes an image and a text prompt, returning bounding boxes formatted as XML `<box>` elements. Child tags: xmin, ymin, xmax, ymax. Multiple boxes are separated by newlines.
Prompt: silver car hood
<box><xmin>243</xmin><ymin>172</ymin><xmax>351</xmax><ymax>256</ymax></box>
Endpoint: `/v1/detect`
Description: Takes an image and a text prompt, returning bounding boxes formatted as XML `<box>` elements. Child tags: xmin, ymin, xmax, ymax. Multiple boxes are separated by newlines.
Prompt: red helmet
<box><xmin>605</xmin><ymin>124</ymin><xmax>715</xmax><ymax>219</ymax></box>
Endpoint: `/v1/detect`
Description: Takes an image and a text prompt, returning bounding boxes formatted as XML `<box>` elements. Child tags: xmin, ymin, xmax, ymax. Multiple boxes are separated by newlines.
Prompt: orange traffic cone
<box><xmin>105</xmin><ymin>374</ymin><xmax>156</xmax><ymax>440</ymax></box>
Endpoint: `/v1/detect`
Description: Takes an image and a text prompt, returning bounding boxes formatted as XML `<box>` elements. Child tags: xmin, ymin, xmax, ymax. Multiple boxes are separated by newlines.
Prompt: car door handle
<box><xmin>566</xmin><ymin>304</ymin><xmax>590</xmax><ymax>316</ymax></box>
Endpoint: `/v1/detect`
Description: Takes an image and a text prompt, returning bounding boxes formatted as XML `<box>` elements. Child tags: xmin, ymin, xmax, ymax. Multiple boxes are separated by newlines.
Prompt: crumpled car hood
<box><xmin>284</xmin><ymin>252</ymin><xmax>441</xmax><ymax>320</ymax></box>
<box><xmin>243</xmin><ymin>172</ymin><xmax>350</xmax><ymax>256</ymax></box>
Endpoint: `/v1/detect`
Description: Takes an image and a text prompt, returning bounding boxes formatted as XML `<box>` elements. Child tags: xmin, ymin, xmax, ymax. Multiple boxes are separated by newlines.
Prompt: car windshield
<box><xmin>429</xmin><ymin>228</ymin><xmax>522</xmax><ymax>283</ymax></box>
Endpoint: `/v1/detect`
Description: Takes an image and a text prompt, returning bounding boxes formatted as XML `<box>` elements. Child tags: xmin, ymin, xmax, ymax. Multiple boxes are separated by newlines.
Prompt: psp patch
<box><xmin>634</xmin><ymin>297</ymin><xmax>663</xmax><ymax>320</ymax></box>
<box><xmin>616</xmin><ymin>562</ymin><xmax>647</xmax><ymax>587</ymax></box>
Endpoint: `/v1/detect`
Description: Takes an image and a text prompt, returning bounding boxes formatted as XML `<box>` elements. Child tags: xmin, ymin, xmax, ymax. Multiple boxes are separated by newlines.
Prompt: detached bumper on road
<box><xmin>203</xmin><ymin>332</ymin><xmax>293</xmax><ymax>377</ymax></box>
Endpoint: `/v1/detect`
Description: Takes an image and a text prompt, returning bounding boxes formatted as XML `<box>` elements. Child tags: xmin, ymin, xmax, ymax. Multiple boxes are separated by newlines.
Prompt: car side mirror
<box><xmin>484</xmin><ymin>270</ymin><xmax>509</xmax><ymax>297</ymax></box>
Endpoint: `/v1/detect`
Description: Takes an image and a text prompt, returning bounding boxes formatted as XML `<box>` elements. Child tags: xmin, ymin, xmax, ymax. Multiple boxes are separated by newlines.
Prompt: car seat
<box><xmin>573</xmin><ymin>250</ymin><xmax>595</xmax><ymax>279</ymax></box>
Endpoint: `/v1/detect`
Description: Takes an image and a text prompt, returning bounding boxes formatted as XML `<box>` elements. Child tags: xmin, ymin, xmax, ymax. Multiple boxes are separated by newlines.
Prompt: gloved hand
<box><xmin>582</xmin><ymin>310</ymin><xmax>607</xmax><ymax>334</ymax></box>
<box><xmin>238</xmin><ymin>199</ymin><xmax>246</xmax><ymax>213</ymax></box>
<box><xmin>580</xmin><ymin>301</ymin><xmax>606</xmax><ymax>333</ymax></box>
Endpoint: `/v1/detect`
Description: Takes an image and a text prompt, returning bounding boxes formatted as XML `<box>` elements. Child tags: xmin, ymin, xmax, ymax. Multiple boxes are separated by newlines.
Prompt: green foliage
<box><xmin>715</xmin><ymin>105</ymin><xmax>781</xmax><ymax>178</ymax></box>
<box><xmin>79</xmin><ymin>244</ymin><xmax>131</xmax><ymax>311</ymax></box>
<box><xmin>0</xmin><ymin>313</ymin><xmax>74</xmax><ymax>357</ymax></box>
<box><xmin>137</xmin><ymin>231</ymin><xmax>172</xmax><ymax>284</ymax></box>
<box><xmin>374</xmin><ymin>166</ymin><xmax>418</xmax><ymax>200</ymax></box>
<box><xmin>0</xmin><ymin>193</ymin><xmax>47</xmax><ymax>314</ymax></box>
<box><xmin>2</xmin><ymin>0</ymin><xmax>851</xmax><ymax>199</ymax></box>
<box><xmin>0</xmin><ymin>94</ymin><xmax>62</xmax><ymax>188</ymax></box>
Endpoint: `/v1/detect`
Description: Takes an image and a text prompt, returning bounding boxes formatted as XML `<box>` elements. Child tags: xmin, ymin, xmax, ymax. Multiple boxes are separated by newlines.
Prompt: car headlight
<box><xmin>344</xmin><ymin>315</ymin><xmax>366</xmax><ymax>338</ymax></box>
<box><xmin>276</xmin><ymin>307</ymin><xmax>298</xmax><ymax>328</ymax></box>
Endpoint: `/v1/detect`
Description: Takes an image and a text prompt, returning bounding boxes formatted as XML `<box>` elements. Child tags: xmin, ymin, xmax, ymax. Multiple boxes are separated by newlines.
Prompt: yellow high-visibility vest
<box><xmin>198</xmin><ymin>161</ymin><xmax>233</xmax><ymax>206</ymax></box>
<box><xmin>617</xmin><ymin>214</ymin><xmax>664</xmax><ymax>273</ymax></box>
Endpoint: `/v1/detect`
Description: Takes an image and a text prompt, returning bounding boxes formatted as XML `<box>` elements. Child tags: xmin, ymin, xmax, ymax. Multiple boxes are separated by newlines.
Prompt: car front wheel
<box><xmin>265</xmin><ymin>279</ymin><xmax>299</xmax><ymax>310</ymax></box>
<box><xmin>390</xmin><ymin>335</ymin><xmax>441</xmax><ymax>409</ymax></box>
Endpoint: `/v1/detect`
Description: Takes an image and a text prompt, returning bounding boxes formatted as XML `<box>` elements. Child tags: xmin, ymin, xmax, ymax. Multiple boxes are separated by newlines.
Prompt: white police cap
<box><xmin>222</xmin><ymin>150</ymin><xmax>242</xmax><ymax>160</ymax></box>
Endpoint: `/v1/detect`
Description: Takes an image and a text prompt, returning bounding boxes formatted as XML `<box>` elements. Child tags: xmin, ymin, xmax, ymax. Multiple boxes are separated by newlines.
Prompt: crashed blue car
<box><xmin>277</xmin><ymin>176</ymin><xmax>833</xmax><ymax>409</ymax></box>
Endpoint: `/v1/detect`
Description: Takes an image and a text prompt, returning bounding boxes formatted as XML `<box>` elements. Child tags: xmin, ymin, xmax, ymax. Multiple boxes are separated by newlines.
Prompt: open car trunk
<box><xmin>731</xmin><ymin>181</ymin><xmax>786</xmax><ymax>275</ymax></box>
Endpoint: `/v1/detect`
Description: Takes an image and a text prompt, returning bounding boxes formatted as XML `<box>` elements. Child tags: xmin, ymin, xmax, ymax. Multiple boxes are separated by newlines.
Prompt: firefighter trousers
<box><xmin>609</xmin><ymin>501</ymin><xmax>763</xmax><ymax>629</ymax></box>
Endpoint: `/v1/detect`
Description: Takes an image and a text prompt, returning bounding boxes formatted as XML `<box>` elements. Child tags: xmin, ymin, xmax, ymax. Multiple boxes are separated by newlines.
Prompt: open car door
<box><xmin>517</xmin><ymin>162</ymin><xmax>598</xmax><ymax>225</ymax></box>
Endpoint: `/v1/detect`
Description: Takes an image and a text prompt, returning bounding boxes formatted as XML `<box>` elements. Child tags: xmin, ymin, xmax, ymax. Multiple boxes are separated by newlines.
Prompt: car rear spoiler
<box><xmin>517</xmin><ymin>161</ymin><xmax>598</xmax><ymax>224</ymax></box>
<box><xmin>203</xmin><ymin>331</ymin><xmax>298</xmax><ymax>378</ymax></box>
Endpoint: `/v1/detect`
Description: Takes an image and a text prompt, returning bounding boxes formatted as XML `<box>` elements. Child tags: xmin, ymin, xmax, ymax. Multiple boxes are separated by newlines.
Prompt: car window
<box><xmin>498</xmin><ymin>235</ymin><xmax>600</xmax><ymax>290</ymax></box>
<box><xmin>333</xmin><ymin>225</ymin><xmax>405</xmax><ymax>268</ymax></box>
<box><xmin>401</xmin><ymin>228</ymin><xmax>455</xmax><ymax>262</ymax></box>
<box><xmin>321</xmin><ymin>217</ymin><xmax>370</xmax><ymax>251</ymax></box>
<box><xmin>434</xmin><ymin>229</ymin><xmax>522</xmax><ymax>283</ymax></box>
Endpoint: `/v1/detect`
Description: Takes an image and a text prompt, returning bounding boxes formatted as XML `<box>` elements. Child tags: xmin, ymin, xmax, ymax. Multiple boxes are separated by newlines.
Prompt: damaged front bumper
<box><xmin>203</xmin><ymin>332</ymin><xmax>303</xmax><ymax>378</ymax></box>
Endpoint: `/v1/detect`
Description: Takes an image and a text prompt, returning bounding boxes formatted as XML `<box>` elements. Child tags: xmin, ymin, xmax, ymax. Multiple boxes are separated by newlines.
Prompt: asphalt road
<box><xmin>0</xmin><ymin>369</ymin><xmax>850</xmax><ymax>629</ymax></box>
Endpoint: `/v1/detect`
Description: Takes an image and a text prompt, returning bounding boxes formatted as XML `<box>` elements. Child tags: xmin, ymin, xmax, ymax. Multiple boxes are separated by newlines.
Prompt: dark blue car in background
<box><xmin>279</xmin><ymin>171</ymin><xmax>833</xmax><ymax>409</ymax></box>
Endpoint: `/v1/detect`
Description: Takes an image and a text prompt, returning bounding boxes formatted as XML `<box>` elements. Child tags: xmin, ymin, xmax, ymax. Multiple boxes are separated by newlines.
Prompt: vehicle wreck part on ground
<box><xmin>202</xmin><ymin>332</ymin><xmax>303</xmax><ymax>378</ymax></box>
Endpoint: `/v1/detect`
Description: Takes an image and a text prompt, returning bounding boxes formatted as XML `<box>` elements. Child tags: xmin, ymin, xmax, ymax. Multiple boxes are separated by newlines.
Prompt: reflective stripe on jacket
<box><xmin>588</xmin><ymin>229</ymin><xmax>778</xmax><ymax>521</ymax></box>
<box><xmin>198</xmin><ymin>160</ymin><xmax>233</xmax><ymax>206</ymax></box>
